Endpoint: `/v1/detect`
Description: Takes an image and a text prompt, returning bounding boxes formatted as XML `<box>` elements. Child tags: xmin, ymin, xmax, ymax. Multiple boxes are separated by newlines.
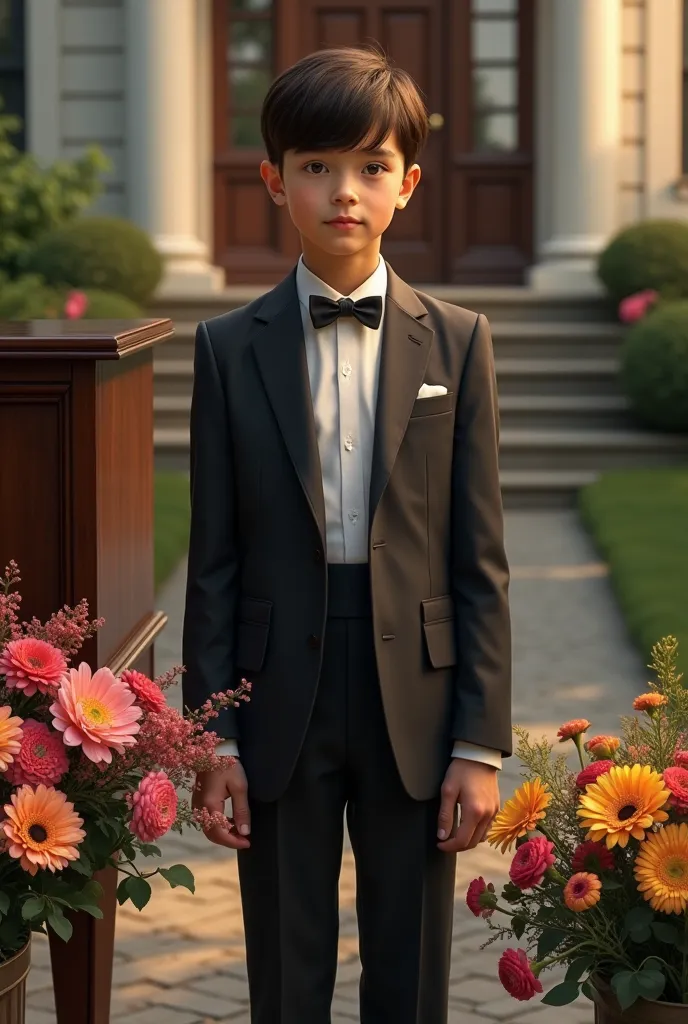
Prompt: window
<box><xmin>471</xmin><ymin>0</ymin><xmax>519</xmax><ymax>152</ymax></box>
<box><xmin>0</xmin><ymin>0</ymin><xmax>25</xmax><ymax>150</ymax></box>
<box><xmin>227</xmin><ymin>0</ymin><xmax>273</xmax><ymax>149</ymax></box>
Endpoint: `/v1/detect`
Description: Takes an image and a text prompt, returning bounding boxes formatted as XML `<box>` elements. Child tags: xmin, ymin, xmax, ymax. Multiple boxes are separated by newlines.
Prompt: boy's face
<box><xmin>260</xmin><ymin>131</ymin><xmax>420</xmax><ymax>260</ymax></box>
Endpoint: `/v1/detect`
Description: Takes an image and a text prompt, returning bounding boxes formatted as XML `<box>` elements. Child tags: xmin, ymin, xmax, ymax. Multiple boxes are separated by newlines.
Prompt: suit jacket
<box><xmin>182</xmin><ymin>263</ymin><xmax>512</xmax><ymax>803</ymax></box>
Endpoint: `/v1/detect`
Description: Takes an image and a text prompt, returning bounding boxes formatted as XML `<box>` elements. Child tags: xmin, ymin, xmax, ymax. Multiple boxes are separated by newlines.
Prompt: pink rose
<box><xmin>509</xmin><ymin>836</ymin><xmax>556</xmax><ymax>890</ymax></box>
<box><xmin>618</xmin><ymin>289</ymin><xmax>658</xmax><ymax>324</ymax></box>
<box><xmin>466</xmin><ymin>876</ymin><xmax>496</xmax><ymax>918</ymax></box>
<box><xmin>64</xmin><ymin>291</ymin><xmax>88</xmax><ymax>320</ymax></box>
<box><xmin>498</xmin><ymin>948</ymin><xmax>543</xmax><ymax>1001</ymax></box>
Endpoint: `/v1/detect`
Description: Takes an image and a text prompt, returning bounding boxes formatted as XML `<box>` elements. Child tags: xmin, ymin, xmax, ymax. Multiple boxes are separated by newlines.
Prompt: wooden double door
<box><xmin>212</xmin><ymin>0</ymin><xmax>534</xmax><ymax>285</ymax></box>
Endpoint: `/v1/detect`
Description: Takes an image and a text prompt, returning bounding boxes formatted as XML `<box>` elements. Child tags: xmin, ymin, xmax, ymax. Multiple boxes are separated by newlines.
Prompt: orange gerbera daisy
<box><xmin>487</xmin><ymin>779</ymin><xmax>552</xmax><ymax>854</ymax></box>
<box><xmin>557</xmin><ymin>719</ymin><xmax>591</xmax><ymax>742</ymax></box>
<box><xmin>633</xmin><ymin>693</ymin><xmax>668</xmax><ymax>713</ymax></box>
<box><xmin>2</xmin><ymin>784</ymin><xmax>85</xmax><ymax>875</ymax></box>
<box><xmin>585</xmin><ymin>735</ymin><xmax>620</xmax><ymax>760</ymax></box>
<box><xmin>564</xmin><ymin>872</ymin><xmax>602</xmax><ymax>912</ymax></box>
<box><xmin>577</xmin><ymin>764</ymin><xmax>670</xmax><ymax>849</ymax></box>
<box><xmin>0</xmin><ymin>705</ymin><xmax>23</xmax><ymax>771</ymax></box>
<box><xmin>635</xmin><ymin>822</ymin><xmax>688</xmax><ymax>914</ymax></box>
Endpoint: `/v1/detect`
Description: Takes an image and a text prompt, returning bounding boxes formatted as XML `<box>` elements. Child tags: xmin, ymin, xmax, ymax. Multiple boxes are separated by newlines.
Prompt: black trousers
<box><xmin>237</xmin><ymin>564</ymin><xmax>457</xmax><ymax>1024</ymax></box>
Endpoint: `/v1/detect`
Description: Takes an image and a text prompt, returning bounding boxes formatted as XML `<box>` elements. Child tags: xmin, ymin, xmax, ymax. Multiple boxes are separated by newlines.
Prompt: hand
<box><xmin>436</xmin><ymin>758</ymin><xmax>500</xmax><ymax>853</ymax></box>
<box><xmin>192</xmin><ymin>759</ymin><xmax>251</xmax><ymax>851</ymax></box>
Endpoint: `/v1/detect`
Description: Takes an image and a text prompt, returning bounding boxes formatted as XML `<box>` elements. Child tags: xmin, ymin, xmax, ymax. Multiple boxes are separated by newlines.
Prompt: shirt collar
<box><xmin>295</xmin><ymin>254</ymin><xmax>388</xmax><ymax>311</ymax></box>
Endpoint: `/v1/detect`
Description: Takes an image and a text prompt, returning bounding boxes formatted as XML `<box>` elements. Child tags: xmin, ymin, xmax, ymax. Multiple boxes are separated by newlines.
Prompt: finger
<box><xmin>205</xmin><ymin>820</ymin><xmax>250</xmax><ymax>851</ymax></box>
<box><xmin>436</xmin><ymin>784</ymin><xmax>458</xmax><ymax>842</ymax></box>
<box><xmin>230</xmin><ymin>781</ymin><xmax>251</xmax><ymax>838</ymax></box>
<box><xmin>438</xmin><ymin>806</ymin><xmax>481</xmax><ymax>853</ymax></box>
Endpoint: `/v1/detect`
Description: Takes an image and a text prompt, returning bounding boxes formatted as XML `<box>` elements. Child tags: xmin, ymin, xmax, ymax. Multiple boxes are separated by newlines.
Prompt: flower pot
<box><xmin>593</xmin><ymin>976</ymin><xmax>688</xmax><ymax>1023</ymax></box>
<box><xmin>0</xmin><ymin>939</ymin><xmax>31</xmax><ymax>1024</ymax></box>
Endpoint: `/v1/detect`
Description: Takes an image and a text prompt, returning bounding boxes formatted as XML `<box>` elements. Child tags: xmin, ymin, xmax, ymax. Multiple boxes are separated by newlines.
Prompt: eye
<box><xmin>304</xmin><ymin>161</ymin><xmax>327</xmax><ymax>174</ymax></box>
<box><xmin>363</xmin><ymin>163</ymin><xmax>386</xmax><ymax>175</ymax></box>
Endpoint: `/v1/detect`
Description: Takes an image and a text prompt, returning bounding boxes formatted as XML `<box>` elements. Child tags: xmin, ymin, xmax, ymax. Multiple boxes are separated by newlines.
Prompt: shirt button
<box><xmin>344</xmin><ymin>434</ymin><xmax>354</xmax><ymax>452</ymax></box>
<box><xmin>307</xmin><ymin>633</ymin><xmax>321</xmax><ymax>649</ymax></box>
<box><xmin>342</xmin><ymin>361</ymin><xmax>352</xmax><ymax>378</ymax></box>
<box><xmin>348</xmin><ymin>509</ymin><xmax>359</xmax><ymax>523</ymax></box>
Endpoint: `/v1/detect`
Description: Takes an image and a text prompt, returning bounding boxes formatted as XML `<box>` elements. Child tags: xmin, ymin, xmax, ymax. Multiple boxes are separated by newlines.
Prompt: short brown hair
<box><xmin>260</xmin><ymin>46</ymin><xmax>429</xmax><ymax>172</ymax></box>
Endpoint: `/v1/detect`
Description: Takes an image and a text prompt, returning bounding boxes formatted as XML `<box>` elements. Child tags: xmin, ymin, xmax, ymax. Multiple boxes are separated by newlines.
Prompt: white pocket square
<box><xmin>417</xmin><ymin>383</ymin><xmax>448</xmax><ymax>398</ymax></box>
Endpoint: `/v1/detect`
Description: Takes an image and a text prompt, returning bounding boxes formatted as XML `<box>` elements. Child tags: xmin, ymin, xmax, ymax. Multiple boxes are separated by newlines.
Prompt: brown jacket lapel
<box><xmin>251</xmin><ymin>271</ymin><xmax>327</xmax><ymax>549</ymax></box>
<box><xmin>369</xmin><ymin>263</ymin><xmax>434</xmax><ymax>525</ymax></box>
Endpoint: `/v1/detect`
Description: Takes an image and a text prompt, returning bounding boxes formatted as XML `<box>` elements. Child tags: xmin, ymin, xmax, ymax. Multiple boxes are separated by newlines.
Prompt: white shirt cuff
<box><xmin>452</xmin><ymin>741</ymin><xmax>502</xmax><ymax>770</ymax></box>
<box><xmin>215</xmin><ymin>739</ymin><xmax>240</xmax><ymax>757</ymax></box>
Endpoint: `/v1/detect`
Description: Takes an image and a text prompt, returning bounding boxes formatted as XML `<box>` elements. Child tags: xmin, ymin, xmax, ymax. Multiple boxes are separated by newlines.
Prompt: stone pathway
<box><xmin>25</xmin><ymin>510</ymin><xmax>648</xmax><ymax>1023</ymax></box>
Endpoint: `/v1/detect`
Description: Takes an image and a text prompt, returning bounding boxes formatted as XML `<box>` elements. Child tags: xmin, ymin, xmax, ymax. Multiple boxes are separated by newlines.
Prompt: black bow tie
<box><xmin>309</xmin><ymin>294</ymin><xmax>383</xmax><ymax>331</ymax></box>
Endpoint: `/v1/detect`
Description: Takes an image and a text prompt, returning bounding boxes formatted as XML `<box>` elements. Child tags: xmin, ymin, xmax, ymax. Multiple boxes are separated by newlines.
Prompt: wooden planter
<box><xmin>593</xmin><ymin>976</ymin><xmax>688</xmax><ymax>1023</ymax></box>
<box><xmin>0</xmin><ymin>939</ymin><xmax>31</xmax><ymax>1024</ymax></box>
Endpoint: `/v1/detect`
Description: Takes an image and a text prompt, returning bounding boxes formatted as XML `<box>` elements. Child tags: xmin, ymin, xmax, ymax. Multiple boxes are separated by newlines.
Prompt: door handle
<box><xmin>428</xmin><ymin>112</ymin><xmax>444</xmax><ymax>130</ymax></box>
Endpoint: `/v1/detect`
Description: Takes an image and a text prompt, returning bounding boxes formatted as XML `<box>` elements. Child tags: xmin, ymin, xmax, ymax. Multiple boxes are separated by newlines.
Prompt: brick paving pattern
<box><xmin>25</xmin><ymin>510</ymin><xmax>647</xmax><ymax>1023</ymax></box>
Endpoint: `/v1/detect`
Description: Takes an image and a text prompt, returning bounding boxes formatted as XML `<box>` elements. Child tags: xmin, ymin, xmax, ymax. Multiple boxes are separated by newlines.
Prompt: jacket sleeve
<box><xmin>450</xmin><ymin>313</ymin><xmax>512</xmax><ymax>756</ymax></box>
<box><xmin>181</xmin><ymin>321</ymin><xmax>240</xmax><ymax>739</ymax></box>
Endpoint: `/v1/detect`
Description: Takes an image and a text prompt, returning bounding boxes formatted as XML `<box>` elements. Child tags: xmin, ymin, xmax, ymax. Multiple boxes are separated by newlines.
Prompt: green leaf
<box><xmin>21</xmin><ymin>897</ymin><xmax>46</xmax><ymax>921</ymax></box>
<box><xmin>159</xmin><ymin>864</ymin><xmax>195</xmax><ymax>893</ymax></box>
<box><xmin>137</xmin><ymin>843</ymin><xmax>162</xmax><ymax>858</ymax></box>
<box><xmin>501</xmin><ymin>881</ymin><xmax>523</xmax><ymax>903</ymax></box>
<box><xmin>511</xmin><ymin>915</ymin><xmax>526</xmax><ymax>940</ymax></box>
<box><xmin>652</xmin><ymin>922</ymin><xmax>681</xmax><ymax>944</ymax></box>
<box><xmin>611</xmin><ymin>970</ymin><xmax>639</xmax><ymax>1011</ymax></box>
<box><xmin>0</xmin><ymin>892</ymin><xmax>10</xmax><ymax>916</ymax></box>
<box><xmin>541</xmin><ymin>981</ymin><xmax>581</xmax><ymax>1006</ymax></box>
<box><xmin>635</xmin><ymin>969</ymin><xmax>666</xmax><ymax>1002</ymax></box>
<box><xmin>628</xmin><ymin>924</ymin><xmax>652</xmax><ymax>944</ymax></box>
<box><xmin>125</xmin><ymin>876</ymin><xmax>151</xmax><ymax>911</ymax></box>
<box><xmin>70</xmin><ymin>851</ymin><xmax>93</xmax><ymax>876</ymax></box>
<box><xmin>624</xmin><ymin>906</ymin><xmax>654</xmax><ymax>931</ymax></box>
<box><xmin>565</xmin><ymin>955</ymin><xmax>595</xmax><ymax>984</ymax></box>
<box><xmin>116</xmin><ymin>878</ymin><xmax>131</xmax><ymax>907</ymax></box>
<box><xmin>601</xmin><ymin>876</ymin><xmax>623</xmax><ymax>890</ymax></box>
<box><xmin>47</xmin><ymin>910</ymin><xmax>73</xmax><ymax>943</ymax></box>
<box><xmin>537</xmin><ymin>928</ymin><xmax>568</xmax><ymax>959</ymax></box>
<box><xmin>581</xmin><ymin>979</ymin><xmax>595</xmax><ymax>1001</ymax></box>
<box><xmin>79</xmin><ymin>880</ymin><xmax>104</xmax><ymax>904</ymax></box>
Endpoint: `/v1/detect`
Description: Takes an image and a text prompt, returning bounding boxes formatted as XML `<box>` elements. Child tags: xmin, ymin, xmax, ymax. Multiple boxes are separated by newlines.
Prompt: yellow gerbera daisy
<box><xmin>577</xmin><ymin>764</ymin><xmax>670</xmax><ymax>849</ymax></box>
<box><xmin>487</xmin><ymin>778</ymin><xmax>551</xmax><ymax>853</ymax></box>
<box><xmin>635</xmin><ymin>822</ymin><xmax>688</xmax><ymax>914</ymax></box>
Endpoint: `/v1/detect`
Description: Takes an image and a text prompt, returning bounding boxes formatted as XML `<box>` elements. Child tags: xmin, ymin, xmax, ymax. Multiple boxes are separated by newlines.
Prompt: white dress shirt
<box><xmin>216</xmin><ymin>255</ymin><xmax>501</xmax><ymax>771</ymax></box>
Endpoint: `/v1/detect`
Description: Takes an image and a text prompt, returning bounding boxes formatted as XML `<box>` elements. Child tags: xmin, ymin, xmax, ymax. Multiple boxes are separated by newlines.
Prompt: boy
<box><xmin>183</xmin><ymin>46</ymin><xmax>512</xmax><ymax>1024</ymax></box>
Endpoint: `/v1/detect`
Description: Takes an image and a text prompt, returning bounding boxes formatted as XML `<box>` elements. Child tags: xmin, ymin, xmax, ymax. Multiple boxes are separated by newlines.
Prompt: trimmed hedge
<box><xmin>25</xmin><ymin>216</ymin><xmax>163</xmax><ymax>304</ymax></box>
<box><xmin>0</xmin><ymin>274</ymin><xmax>142</xmax><ymax>319</ymax></box>
<box><xmin>597</xmin><ymin>220</ymin><xmax>688</xmax><ymax>303</ymax></box>
<box><xmin>621</xmin><ymin>301</ymin><xmax>688</xmax><ymax>432</ymax></box>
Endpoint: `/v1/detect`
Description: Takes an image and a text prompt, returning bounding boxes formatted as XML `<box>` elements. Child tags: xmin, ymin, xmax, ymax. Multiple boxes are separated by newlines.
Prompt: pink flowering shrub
<box><xmin>0</xmin><ymin>561</ymin><xmax>251</xmax><ymax>960</ymax></box>
<box><xmin>618</xmin><ymin>289</ymin><xmax>659</xmax><ymax>324</ymax></box>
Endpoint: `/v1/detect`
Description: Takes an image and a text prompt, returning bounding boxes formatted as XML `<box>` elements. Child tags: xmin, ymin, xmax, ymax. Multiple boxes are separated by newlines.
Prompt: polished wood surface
<box><xmin>0</xmin><ymin>319</ymin><xmax>171</xmax><ymax>1023</ymax></box>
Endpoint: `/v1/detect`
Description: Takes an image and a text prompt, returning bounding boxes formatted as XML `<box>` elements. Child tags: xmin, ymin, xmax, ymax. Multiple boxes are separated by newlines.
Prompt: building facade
<box><xmin>6</xmin><ymin>0</ymin><xmax>688</xmax><ymax>294</ymax></box>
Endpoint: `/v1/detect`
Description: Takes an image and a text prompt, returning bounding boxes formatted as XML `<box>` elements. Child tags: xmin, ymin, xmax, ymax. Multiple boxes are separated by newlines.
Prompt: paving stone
<box><xmin>25</xmin><ymin>1010</ymin><xmax>60</xmax><ymax>1024</ymax></box>
<box><xmin>186</xmin><ymin>973</ymin><xmax>249</xmax><ymax>1003</ymax></box>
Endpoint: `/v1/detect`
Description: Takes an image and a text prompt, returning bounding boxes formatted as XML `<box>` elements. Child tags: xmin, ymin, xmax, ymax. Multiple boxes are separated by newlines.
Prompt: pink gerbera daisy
<box><xmin>129</xmin><ymin>770</ymin><xmax>178</xmax><ymax>842</ymax></box>
<box><xmin>5</xmin><ymin>719</ymin><xmax>69</xmax><ymax>787</ymax></box>
<box><xmin>49</xmin><ymin>662</ymin><xmax>142</xmax><ymax>763</ymax></box>
<box><xmin>0</xmin><ymin>638</ymin><xmax>67</xmax><ymax>696</ymax></box>
<box><xmin>120</xmin><ymin>669</ymin><xmax>166</xmax><ymax>714</ymax></box>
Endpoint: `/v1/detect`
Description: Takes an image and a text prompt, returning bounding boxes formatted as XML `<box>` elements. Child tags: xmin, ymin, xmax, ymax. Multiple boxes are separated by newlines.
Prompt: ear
<box><xmin>260</xmin><ymin>160</ymin><xmax>286</xmax><ymax>205</ymax></box>
<box><xmin>395</xmin><ymin>163</ymin><xmax>421</xmax><ymax>210</ymax></box>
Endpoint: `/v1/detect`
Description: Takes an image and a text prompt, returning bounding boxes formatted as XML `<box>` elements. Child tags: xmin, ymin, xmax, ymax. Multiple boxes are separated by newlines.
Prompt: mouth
<box><xmin>326</xmin><ymin>217</ymin><xmax>362</xmax><ymax>226</ymax></box>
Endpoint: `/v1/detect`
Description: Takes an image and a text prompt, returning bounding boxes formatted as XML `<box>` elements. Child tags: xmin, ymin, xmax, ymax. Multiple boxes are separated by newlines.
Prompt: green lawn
<box><xmin>579</xmin><ymin>468</ymin><xmax>688</xmax><ymax>678</ymax></box>
<box><xmin>154</xmin><ymin>471</ymin><xmax>190</xmax><ymax>591</ymax></box>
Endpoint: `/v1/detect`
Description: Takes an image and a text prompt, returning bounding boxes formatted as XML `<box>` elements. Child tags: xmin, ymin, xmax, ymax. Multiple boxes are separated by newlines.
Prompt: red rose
<box><xmin>576</xmin><ymin>760</ymin><xmax>614</xmax><ymax>789</ymax></box>
<box><xmin>571</xmin><ymin>840</ymin><xmax>615</xmax><ymax>874</ymax></box>
<box><xmin>466</xmin><ymin>876</ymin><xmax>495</xmax><ymax>918</ymax></box>
<box><xmin>509</xmin><ymin>836</ymin><xmax>556</xmax><ymax>890</ymax></box>
<box><xmin>663</xmin><ymin>766</ymin><xmax>688</xmax><ymax>814</ymax></box>
<box><xmin>498</xmin><ymin>948</ymin><xmax>543</xmax><ymax>1001</ymax></box>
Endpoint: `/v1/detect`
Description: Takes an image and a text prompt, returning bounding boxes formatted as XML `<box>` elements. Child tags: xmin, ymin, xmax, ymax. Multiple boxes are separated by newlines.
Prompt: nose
<box><xmin>331</xmin><ymin>175</ymin><xmax>359</xmax><ymax>205</ymax></box>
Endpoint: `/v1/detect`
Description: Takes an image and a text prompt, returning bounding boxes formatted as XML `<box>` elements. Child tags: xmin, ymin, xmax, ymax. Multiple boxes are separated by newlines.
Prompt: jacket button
<box><xmin>307</xmin><ymin>633</ymin><xmax>321</xmax><ymax>649</ymax></box>
<box><xmin>313</xmin><ymin>547</ymin><xmax>324</xmax><ymax>563</ymax></box>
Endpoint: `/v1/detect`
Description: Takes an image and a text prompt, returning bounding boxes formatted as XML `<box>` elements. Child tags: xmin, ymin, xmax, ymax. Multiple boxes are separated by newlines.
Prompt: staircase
<box><xmin>148</xmin><ymin>287</ymin><xmax>688</xmax><ymax>509</ymax></box>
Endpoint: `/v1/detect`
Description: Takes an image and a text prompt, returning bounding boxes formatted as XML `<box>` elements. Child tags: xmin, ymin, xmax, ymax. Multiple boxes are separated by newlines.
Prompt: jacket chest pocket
<box><xmin>236</xmin><ymin>596</ymin><xmax>273</xmax><ymax>671</ymax></box>
<box><xmin>421</xmin><ymin>595</ymin><xmax>457</xmax><ymax>669</ymax></box>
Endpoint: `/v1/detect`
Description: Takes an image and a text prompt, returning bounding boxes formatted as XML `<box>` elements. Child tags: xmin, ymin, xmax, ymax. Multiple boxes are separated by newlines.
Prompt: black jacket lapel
<box><xmin>251</xmin><ymin>271</ymin><xmax>326</xmax><ymax>549</ymax></box>
<box><xmin>369</xmin><ymin>264</ymin><xmax>434</xmax><ymax>525</ymax></box>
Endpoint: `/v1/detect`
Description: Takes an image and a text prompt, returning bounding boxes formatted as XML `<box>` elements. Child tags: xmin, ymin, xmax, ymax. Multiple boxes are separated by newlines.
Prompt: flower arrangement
<box><xmin>468</xmin><ymin>635</ymin><xmax>688</xmax><ymax>1013</ymax></box>
<box><xmin>0</xmin><ymin>562</ymin><xmax>250</xmax><ymax>962</ymax></box>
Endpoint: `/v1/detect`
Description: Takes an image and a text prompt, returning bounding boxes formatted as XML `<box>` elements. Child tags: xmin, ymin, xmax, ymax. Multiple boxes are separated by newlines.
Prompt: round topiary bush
<box><xmin>77</xmin><ymin>289</ymin><xmax>142</xmax><ymax>318</ymax></box>
<box><xmin>0</xmin><ymin>275</ymin><xmax>142</xmax><ymax>319</ymax></box>
<box><xmin>597</xmin><ymin>220</ymin><xmax>688</xmax><ymax>303</ymax></box>
<box><xmin>24</xmin><ymin>216</ymin><xmax>163</xmax><ymax>304</ymax></box>
<box><xmin>621</xmin><ymin>301</ymin><xmax>688</xmax><ymax>432</ymax></box>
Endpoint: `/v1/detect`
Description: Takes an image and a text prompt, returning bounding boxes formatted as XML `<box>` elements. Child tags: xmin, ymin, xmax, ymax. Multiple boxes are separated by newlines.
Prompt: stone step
<box><xmin>148</xmin><ymin>286</ymin><xmax>617</xmax><ymax>325</ymax></box>
<box><xmin>498</xmin><ymin>427</ymin><xmax>688</xmax><ymax>472</ymax></box>
<box><xmin>154</xmin><ymin>319</ymin><xmax>625</xmax><ymax>363</ymax></box>
<box><xmin>499</xmin><ymin>470</ymin><xmax>600</xmax><ymax>509</ymax></box>
<box><xmin>153</xmin><ymin>392</ymin><xmax>634</xmax><ymax>432</ymax></box>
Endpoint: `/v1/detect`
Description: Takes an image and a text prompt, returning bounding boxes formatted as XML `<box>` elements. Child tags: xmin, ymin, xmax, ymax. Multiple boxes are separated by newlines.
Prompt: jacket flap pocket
<box><xmin>410</xmin><ymin>391</ymin><xmax>454</xmax><ymax>418</ymax></box>
<box><xmin>421</xmin><ymin>595</ymin><xmax>454</xmax><ymax>624</ymax></box>
<box><xmin>239</xmin><ymin>596</ymin><xmax>272</xmax><ymax>626</ymax></box>
<box><xmin>236</xmin><ymin>597</ymin><xmax>272</xmax><ymax>671</ymax></box>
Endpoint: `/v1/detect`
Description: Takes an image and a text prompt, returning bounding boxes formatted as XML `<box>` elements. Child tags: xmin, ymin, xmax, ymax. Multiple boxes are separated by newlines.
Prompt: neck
<box><xmin>300</xmin><ymin>239</ymin><xmax>382</xmax><ymax>296</ymax></box>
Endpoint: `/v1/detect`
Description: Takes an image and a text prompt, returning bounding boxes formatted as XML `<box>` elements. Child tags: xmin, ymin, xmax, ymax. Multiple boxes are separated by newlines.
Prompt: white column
<box><xmin>530</xmin><ymin>0</ymin><xmax>621</xmax><ymax>293</ymax></box>
<box><xmin>125</xmin><ymin>0</ymin><xmax>223</xmax><ymax>295</ymax></box>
